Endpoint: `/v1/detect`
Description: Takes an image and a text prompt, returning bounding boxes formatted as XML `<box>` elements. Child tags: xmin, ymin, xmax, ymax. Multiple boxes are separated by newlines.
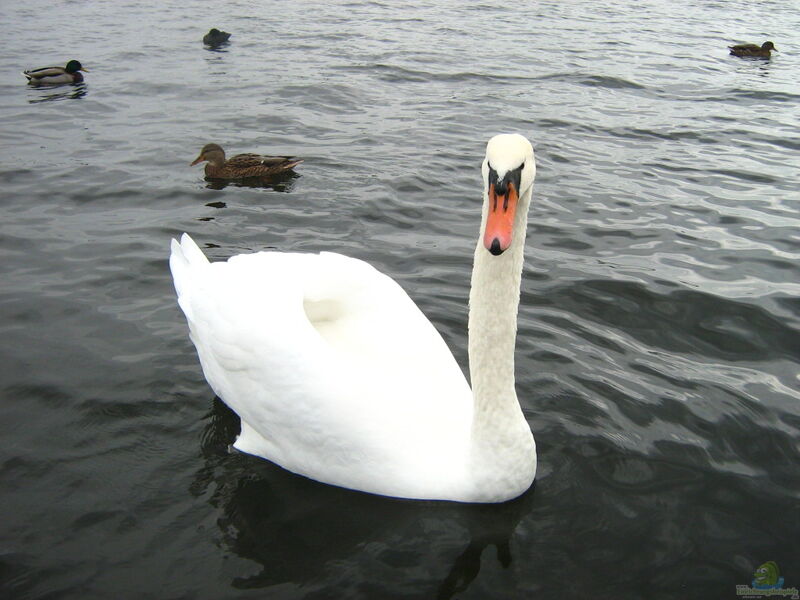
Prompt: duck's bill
<box><xmin>80</xmin><ymin>67</ymin><xmax>89</xmax><ymax>72</ymax></box>
<box><xmin>190</xmin><ymin>155</ymin><xmax>204</xmax><ymax>166</ymax></box>
<box><xmin>483</xmin><ymin>182</ymin><xmax>518</xmax><ymax>256</ymax></box>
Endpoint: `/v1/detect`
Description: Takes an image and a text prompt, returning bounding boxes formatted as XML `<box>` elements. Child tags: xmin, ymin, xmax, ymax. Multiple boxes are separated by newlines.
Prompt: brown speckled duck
<box><xmin>729</xmin><ymin>41</ymin><xmax>777</xmax><ymax>58</ymax></box>
<box><xmin>191</xmin><ymin>143</ymin><xmax>303</xmax><ymax>180</ymax></box>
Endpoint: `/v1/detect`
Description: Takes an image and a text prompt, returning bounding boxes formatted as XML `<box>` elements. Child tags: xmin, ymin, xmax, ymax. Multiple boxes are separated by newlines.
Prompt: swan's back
<box><xmin>170</xmin><ymin>234</ymin><xmax>473</xmax><ymax>498</ymax></box>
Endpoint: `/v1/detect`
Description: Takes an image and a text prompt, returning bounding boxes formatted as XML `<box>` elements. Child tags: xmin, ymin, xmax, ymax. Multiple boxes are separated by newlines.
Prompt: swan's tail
<box><xmin>170</xmin><ymin>234</ymin><xmax>210</xmax><ymax>319</ymax></box>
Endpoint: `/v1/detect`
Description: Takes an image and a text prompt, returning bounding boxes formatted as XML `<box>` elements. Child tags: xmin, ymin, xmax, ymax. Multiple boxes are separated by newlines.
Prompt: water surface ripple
<box><xmin>1</xmin><ymin>1</ymin><xmax>798</xmax><ymax>598</ymax></box>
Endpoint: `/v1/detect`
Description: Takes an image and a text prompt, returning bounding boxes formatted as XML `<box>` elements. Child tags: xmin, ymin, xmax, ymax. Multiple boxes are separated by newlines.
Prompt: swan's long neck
<box><xmin>467</xmin><ymin>183</ymin><xmax>533</xmax><ymax>487</ymax></box>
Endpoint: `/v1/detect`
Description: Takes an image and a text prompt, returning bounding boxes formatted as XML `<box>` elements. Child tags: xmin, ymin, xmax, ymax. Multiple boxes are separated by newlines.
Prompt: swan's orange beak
<box><xmin>483</xmin><ymin>181</ymin><xmax>518</xmax><ymax>256</ymax></box>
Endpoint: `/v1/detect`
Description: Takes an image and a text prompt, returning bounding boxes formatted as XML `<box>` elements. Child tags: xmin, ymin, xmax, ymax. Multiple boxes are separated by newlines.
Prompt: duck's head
<box><xmin>191</xmin><ymin>143</ymin><xmax>226</xmax><ymax>167</ymax></box>
<box><xmin>65</xmin><ymin>60</ymin><xmax>88</xmax><ymax>74</ymax></box>
<box><xmin>481</xmin><ymin>134</ymin><xmax>536</xmax><ymax>256</ymax></box>
<box><xmin>762</xmin><ymin>41</ymin><xmax>777</xmax><ymax>51</ymax></box>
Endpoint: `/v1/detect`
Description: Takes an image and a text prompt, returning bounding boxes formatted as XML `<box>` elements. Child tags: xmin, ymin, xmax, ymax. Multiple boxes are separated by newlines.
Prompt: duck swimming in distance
<box><xmin>729</xmin><ymin>41</ymin><xmax>777</xmax><ymax>58</ymax></box>
<box><xmin>203</xmin><ymin>28</ymin><xmax>231</xmax><ymax>45</ymax></box>
<box><xmin>24</xmin><ymin>60</ymin><xmax>87</xmax><ymax>85</ymax></box>
<box><xmin>190</xmin><ymin>143</ymin><xmax>302</xmax><ymax>180</ymax></box>
<box><xmin>170</xmin><ymin>134</ymin><xmax>538</xmax><ymax>503</ymax></box>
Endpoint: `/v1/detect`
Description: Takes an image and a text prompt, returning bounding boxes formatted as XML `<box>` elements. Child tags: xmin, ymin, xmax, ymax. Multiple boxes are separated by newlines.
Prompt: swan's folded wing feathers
<box><xmin>171</xmin><ymin>241</ymin><xmax>473</xmax><ymax>494</ymax></box>
<box><xmin>171</xmin><ymin>241</ymin><xmax>469</xmax><ymax>416</ymax></box>
<box><xmin>170</xmin><ymin>235</ymin><xmax>212</xmax><ymax>317</ymax></box>
<box><xmin>300</xmin><ymin>251</ymin><xmax>473</xmax><ymax>429</ymax></box>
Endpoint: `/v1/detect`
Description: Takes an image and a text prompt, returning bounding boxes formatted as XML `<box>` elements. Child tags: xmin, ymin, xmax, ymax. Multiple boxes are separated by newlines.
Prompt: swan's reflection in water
<box><xmin>192</xmin><ymin>398</ymin><xmax>535</xmax><ymax>598</ymax></box>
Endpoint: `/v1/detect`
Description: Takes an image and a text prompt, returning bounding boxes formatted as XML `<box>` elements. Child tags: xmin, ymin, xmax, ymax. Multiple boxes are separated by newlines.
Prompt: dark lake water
<box><xmin>2</xmin><ymin>0</ymin><xmax>799</xmax><ymax>598</ymax></box>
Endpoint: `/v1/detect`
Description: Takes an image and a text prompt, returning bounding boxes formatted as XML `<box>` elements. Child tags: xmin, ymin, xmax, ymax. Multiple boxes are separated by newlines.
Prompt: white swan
<box><xmin>170</xmin><ymin>133</ymin><xmax>537</xmax><ymax>503</ymax></box>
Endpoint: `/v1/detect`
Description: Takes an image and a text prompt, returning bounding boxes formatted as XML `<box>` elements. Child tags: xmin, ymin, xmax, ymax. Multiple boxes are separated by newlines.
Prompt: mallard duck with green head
<box><xmin>729</xmin><ymin>41</ymin><xmax>777</xmax><ymax>58</ymax></box>
<box><xmin>24</xmin><ymin>60</ymin><xmax>87</xmax><ymax>85</ymax></box>
<box><xmin>203</xmin><ymin>28</ymin><xmax>231</xmax><ymax>45</ymax></box>
<box><xmin>191</xmin><ymin>143</ymin><xmax>302</xmax><ymax>180</ymax></box>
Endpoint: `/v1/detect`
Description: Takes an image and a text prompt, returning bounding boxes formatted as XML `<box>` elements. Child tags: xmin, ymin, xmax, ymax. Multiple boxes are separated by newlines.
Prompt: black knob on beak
<box><xmin>489</xmin><ymin>238</ymin><xmax>504</xmax><ymax>256</ymax></box>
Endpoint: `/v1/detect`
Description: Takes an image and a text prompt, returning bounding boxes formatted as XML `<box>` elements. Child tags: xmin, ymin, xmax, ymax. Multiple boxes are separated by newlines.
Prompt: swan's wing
<box><xmin>171</xmin><ymin>235</ymin><xmax>467</xmax><ymax>398</ymax></box>
<box><xmin>298</xmin><ymin>250</ymin><xmax>468</xmax><ymax>398</ymax></box>
<box><xmin>170</xmin><ymin>235</ymin><xmax>472</xmax><ymax>492</ymax></box>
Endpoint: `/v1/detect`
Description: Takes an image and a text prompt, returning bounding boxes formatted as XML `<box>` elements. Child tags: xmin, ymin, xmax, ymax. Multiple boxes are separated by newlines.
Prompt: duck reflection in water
<box><xmin>28</xmin><ymin>82</ymin><xmax>87</xmax><ymax>104</ymax></box>
<box><xmin>203</xmin><ymin>170</ymin><xmax>300</xmax><ymax>192</ymax></box>
<box><xmin>191</xmin><ymin>398</ymin><xmax>535</xmax><ymax>598</ymax></box>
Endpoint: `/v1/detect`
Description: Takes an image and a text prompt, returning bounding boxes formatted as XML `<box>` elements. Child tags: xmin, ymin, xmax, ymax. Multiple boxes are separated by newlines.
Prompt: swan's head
<box><xmin>481</xmin><ymin>134</ymin><xmax>535</xmax><ymax>256</ymax></box>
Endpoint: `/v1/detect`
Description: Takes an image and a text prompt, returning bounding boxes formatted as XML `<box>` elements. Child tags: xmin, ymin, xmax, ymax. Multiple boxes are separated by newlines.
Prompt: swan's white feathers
<box><xmin>171</xmin><ymin>234</ymin><xmax>473</xmax><ymax>498</ymax></box>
